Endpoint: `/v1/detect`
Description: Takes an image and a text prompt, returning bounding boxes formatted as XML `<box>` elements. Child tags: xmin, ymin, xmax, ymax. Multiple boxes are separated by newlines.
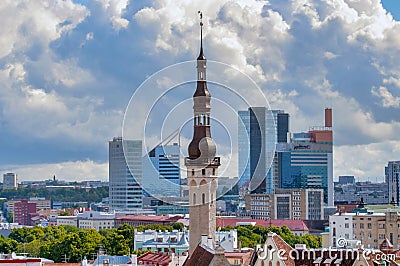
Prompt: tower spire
<box><xmin>197</xmin><ymin>11</ymin><xmax>205</xmax><ymax>60</ymax></box>
<box><xmin>186</xmin><ymin>11</ymin><xmax>220</xmax><ymax>256</ymax></box>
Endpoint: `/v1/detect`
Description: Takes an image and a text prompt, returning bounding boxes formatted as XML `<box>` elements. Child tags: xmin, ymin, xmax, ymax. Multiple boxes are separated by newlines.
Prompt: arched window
<box><xmin>276</xmin><ymin>262</ymin><xmax>280</xmax><ymax>266</ymax></box>
<box><xmin>202</xmin><ymin>193</ymin><xmax>205</xmax><ymax>204</ymax></box>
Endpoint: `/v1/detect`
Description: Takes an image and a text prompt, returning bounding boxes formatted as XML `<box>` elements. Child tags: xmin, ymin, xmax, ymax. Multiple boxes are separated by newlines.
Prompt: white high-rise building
<box><xmin>109</xmin><ymin>137</ymin><xmax>142</xmax><ymax>210</ymax></box>
<box><xmin>3</xmin><ymin>173</ymin><xmax>18</xmax><ymax>190</ymax></box>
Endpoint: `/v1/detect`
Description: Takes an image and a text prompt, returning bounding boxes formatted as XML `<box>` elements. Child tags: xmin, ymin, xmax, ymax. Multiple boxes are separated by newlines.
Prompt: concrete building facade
<box><xmin>330</xmin><ymin>208</ymin><xmax>400</xmax><ymax>249</ymax></box>
<box><xmin>109</xmin><ymin>137</ymin><xmax>142</xmax><ymax>210</ymax></box>
<box><xmin>386</xmin><ymin>161</ymin><xmax>400</xmax><ymax>205</ymax></box>
<box><xmin>13</xmin><ymin>200</ymin><xmax>36</xmax><ymax>226</ymax></box>
<box><xmin>245</xmin><ymin>188</ymin><xmax>324</xmax><ymax>220</ymax></box>
<box><xmin>3</xmin><ymin>173</ymin><xmax>17</xmax><ymax>190</ymax></box>
<box><xmin>77</xmin><ymin>211</ymin><xmax>115</xmax><ymax>230</ymax></box>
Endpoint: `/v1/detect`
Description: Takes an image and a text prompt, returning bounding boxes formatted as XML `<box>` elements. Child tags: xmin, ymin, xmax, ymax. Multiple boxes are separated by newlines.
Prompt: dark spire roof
<box><xmin>197</xmin><ymin>11</ymin><xmax>206</xmax><ymax>60</ymax></box>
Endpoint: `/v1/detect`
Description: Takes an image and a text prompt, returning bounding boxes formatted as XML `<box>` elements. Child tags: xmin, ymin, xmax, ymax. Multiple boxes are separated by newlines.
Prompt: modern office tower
<box><xmin>109</xmin><ymin>137</ymin><xmax>143</xmax><ymax>210</ymax></box>
<box><xmin>279</xmin><ymin>108</ymin><xmax>334</xmax><ymax>205</ymax></box>
<box><xmin>185</xmin><ymin>19</ymin><xmax>220</xmax><ymax>256</ymax></box>
<box><xmin>238</xmin><ymin>108</ymin><xmax>288</xmax><ymax>193</ymax></box>
<box><xmin>142</xmin><ymin>142</ymin><xmax>181</xmax><ymax>197</ymax></box>
<box><xmin>270</xmin><ymin>110</ymin><xmax>290</xmax><ymax>191</ymax></box>
<box><xmin>3</xmin><ymin>172</ymin><xmax>18</xmax><ymax>190</ymax></box>
<box><xmin>238</xmin><ymin>107</ymin><xmax>277</xmax><ymax>193</ymax></box>
<box><xmin>386</xmin><ymin>161</ymin><xmax>400</xmax><ymax>205</ymax></box>
<box><xmin>275</xmin><ymin>110</ymin><xmax>289</xmax><ymax>143</ymax></box>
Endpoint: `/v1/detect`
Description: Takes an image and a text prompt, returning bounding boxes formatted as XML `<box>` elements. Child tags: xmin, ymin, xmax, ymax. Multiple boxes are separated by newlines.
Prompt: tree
<box><xmin>9</xmin><ymin>227</ymin><xmax>45</xmax><ymax>243</ymax></box>
<box><xmin>115</xmin><ymin>224</ymin><xmax>135</xmax><ymax>252</ymax></box>
<box><xmin>171</xmin><ymin>222</ymin><xmax>184</xmax><ymax>231</ymax></box>
<box><xmin>18</xmin><ymin>239</ymin><xmax>42</xmax><ymax>257</ymax></box>
<box><xmin>102</xmin><ymin>231</ymin><xmax>130</xmax><ymax>255</ymax></box>
<box><xmin>39</xmin><ymin>228</ymin><xmax>102</xmax><ymax>262</ymax></box>
<box><xmin>233</xmin><ymin>224</ymin><xmax>322</xmax><ymax>249</ymax></box>
<box><xmin>0</xmin><ymin>235</ymin><xmax>18</xmax><ymax>253</ymax></box>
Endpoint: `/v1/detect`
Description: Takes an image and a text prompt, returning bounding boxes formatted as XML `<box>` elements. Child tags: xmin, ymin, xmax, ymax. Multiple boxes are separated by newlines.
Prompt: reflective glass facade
<box><xmin>238</xmin><ymin>107</ymin><xmax>276</xmax><ymax>193</ymax></box>
<box><xmin>142</xmin><ymin>144</ymin><xmax>181</xmax><ymax>197</ymax></box>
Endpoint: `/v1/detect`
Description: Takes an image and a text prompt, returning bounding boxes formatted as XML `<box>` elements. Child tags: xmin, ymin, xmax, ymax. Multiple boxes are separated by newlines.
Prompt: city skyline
<box><xmin>1</xmin><ymin>1</ymin><xmax>400</xmax><ymax>182</ymax></box>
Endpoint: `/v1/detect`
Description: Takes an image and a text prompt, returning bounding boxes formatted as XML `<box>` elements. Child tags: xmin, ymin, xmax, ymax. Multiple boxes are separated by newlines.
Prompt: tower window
<box><xmin>192</xmin><ymin>169</ymin><xmax>195</xmax><ymax>176</ymax></box>
<box><xmin>212</xmin><ymin>168</ymin><xmax>215</xmax><ymax>175</ymax></box>
<box><xmin>193</xmin><ymin>193</ymin><xmax>196</xmax><ymax>205</ymax></box>
<box><xmin>202</xmin><ymin>193</ymin><xmax>205</xmax><ymax>204</ymax></box>
<box><xmin>202</xmin><ymin>169</ymin><xmax>205</xmax><ymax>175</ymax></box>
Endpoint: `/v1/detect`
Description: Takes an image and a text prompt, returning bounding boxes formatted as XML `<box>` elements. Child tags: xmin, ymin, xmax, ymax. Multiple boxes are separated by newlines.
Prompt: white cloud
<box><xmin>372</xmin><ymin>86</ymin><xmax>400</xmax><ymax>108</ymax></box>
<box><xmin>334</xmin><ymin>140</ymin><xmax>400</xmax><ymax>180</ymax></box>
<box><xmin>2</xmin><ymin>160</ymin><xmax>108</xmax><ymax>182</ymax></box>
<box><xmin>0</xmin><ymin>1</ymin><xmax>88</xmax><ymax>58</ymax></box>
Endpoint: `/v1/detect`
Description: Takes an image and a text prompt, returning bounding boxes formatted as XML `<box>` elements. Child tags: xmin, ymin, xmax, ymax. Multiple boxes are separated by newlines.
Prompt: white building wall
<box><xmin>329</xmin><ymin>213</ymin><xmax>354</xmax><ymax>247</ymax></box>
<box><xmin>57</xmin><ymin>216</ymin><xmax>77</xmax><ymax>227</ymax></box>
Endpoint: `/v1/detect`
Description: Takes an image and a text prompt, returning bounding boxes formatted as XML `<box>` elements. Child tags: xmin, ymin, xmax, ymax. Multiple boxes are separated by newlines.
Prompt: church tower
<box><xmin>186</xmin><ymin>12</ymin><xmax>220</xmax><ymax>256</ymax></box>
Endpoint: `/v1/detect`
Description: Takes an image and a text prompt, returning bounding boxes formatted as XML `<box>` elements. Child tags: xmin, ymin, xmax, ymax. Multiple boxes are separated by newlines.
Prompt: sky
<box><xmin>0</xmin><ymin>0</ymin><xmax>400</xmax><ymax>182</ymax></box>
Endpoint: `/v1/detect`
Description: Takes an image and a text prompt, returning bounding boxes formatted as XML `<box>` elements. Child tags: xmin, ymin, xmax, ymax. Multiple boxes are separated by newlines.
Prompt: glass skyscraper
<box><xmin>239</xmin><ymin>107</ymin><xmax>333</xmax><ymax>205</ymax></box>
<box><xmin>109</xmin><ymin>137</ymin><xmax>143</xmax><ymax>210</ymax></box>
<box><xmin>238</xmin><ymin>107</ymin><xmax>277</xmax><ymax>194</ymax></box>
<box><xmin>277</xmin><ymin>108</ymin><xmax>334</xmax><ymax>205</ymax></box>
<box><xmin>142</xmin><ymin>143</ymin><xmax>181</xmax><ymax>197</ymax></box>
<box><xmin>279</xmin><ymin>133</ymin><xmax>333</xmax><ymax>204</ymax></box>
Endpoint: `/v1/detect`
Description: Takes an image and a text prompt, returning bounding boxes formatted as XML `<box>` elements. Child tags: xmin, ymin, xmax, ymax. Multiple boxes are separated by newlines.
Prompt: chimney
<box><xmin>325</xmin><ymin>108</ymin><xmax>332</xmax><ymax>128</ymax></box>
<box><xmin>201</xmin><ymin>235</ymin><xmax>208</xmax><ymax>246</ymax></box>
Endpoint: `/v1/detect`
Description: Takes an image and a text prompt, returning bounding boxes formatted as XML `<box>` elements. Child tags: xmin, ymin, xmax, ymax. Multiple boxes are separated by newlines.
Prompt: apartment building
<box><xmin>8</xmin><ymin>198</ymin><xmax>51</xmax><ymax>213</ymax></box>
<box><xmin>77</xmin><ymin>211</ymin><xmax>115</xmax><ymax>230</ymax></box>
<box><xmin>330</xmin><ymin>208</ymin><xmax>400</xmax><ymax>249</ymax></box>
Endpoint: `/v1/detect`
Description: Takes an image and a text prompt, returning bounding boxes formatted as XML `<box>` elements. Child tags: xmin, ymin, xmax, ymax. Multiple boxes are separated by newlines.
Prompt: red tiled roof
<box><xmin>272</xmin><ymin>234</ymin><xmax>294</xmax><ymax>266</ymax></box>
<box><xmin>216</xmin><ymin>218</ymin><xmax>309</xmax><ymax>231</ymax></box>
<box><xmin>137</xmin><ymin>252</ymin><xmax>171</xmax><ymax>265</ymax></box>
<box><xmin>183</xmin><ymin>245</ymin><xmax>214</xmax><ymax>266</ymax></box>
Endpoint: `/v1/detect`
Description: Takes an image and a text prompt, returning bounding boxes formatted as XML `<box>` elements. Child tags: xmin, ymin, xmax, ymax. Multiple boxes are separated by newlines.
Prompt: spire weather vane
<box><xmin>198</xmin><ymin>11</ymin><xmax>203</xmax><ymax>26</ymax></box>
